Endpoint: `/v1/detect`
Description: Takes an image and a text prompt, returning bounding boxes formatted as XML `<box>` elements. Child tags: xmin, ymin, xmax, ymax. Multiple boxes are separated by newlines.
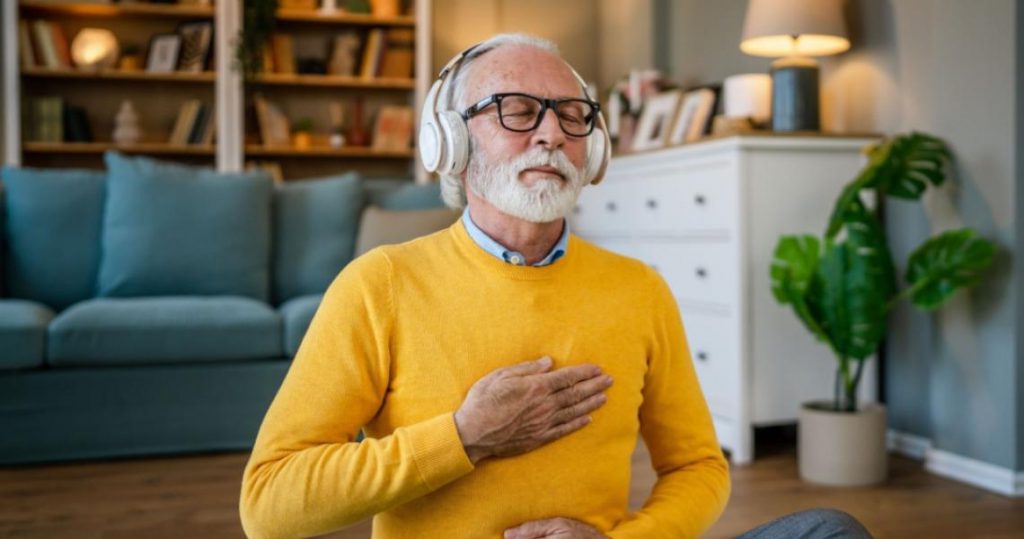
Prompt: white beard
<box><xmin>465</xmin><ymin>140</ymin><xmax>587</xmax><ymax>223</ymax></box>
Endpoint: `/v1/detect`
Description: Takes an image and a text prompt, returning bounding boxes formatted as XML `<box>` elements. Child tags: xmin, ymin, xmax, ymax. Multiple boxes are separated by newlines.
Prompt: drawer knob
<box><xmin>697</xmin><ymin>351</ymin><xmax>709</xmax><ymax>362</ymax></box>
<box><xmin>694</xmin><ymin>194</ymin><xmax>706</xmax><ymax>206</ymax></box>
<box><xmin>606</xmin><ymin>201</ymin><xmax>617</xmax><ymax>212</ymax></box>
<box><xmin>646</xmin><ymin>198</ymin><xmax>658</xmax><ymax>209</ymax></box>
<box><xmin>695</xmin><ymin>267</ymin><xmax>708</xmax><ymax>278</ymax></box>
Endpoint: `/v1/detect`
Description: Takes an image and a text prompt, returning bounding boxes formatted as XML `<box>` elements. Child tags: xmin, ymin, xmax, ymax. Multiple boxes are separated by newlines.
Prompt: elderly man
<box><xmin>239</xmin><ymin>34</ymin><xmax>873</xmax><ymax>539</ymax></box>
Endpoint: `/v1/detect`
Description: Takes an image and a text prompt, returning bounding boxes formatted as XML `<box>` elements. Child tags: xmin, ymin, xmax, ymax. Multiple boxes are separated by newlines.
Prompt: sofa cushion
<box><xmin>279</xmin><ymin>294</ymin><xmax>322</xmax><ymax>357</ymax></box>
<box><xmin>1</xmin><ymin>166</ymin><xmax>106</xmax><ymax>310</ymax></box>
<box><xmin>364</xmin><ymin>179</ymin><xmax>444</xmax><ymax>210</ymax></box>
<box><xmin>273</xmin><ymin>173</ymin><xmax>363</xmax><ymax>304</ymax></box>
<box><xmin>97</xmin><ymin>152</ymin><xmax>273</xmax><ymax>301</ymax></box>
<box><xmin>48</xmin><ymin>296</ymin><xmax>283</xmax><ymax>366</ymax></box>
<box><xmin>0</xmin><ymin>299</ymin><xmax>54</xmax><ymax>370</ymax></box>
<box><xmin>355</xmin><ymin>206</ymin><xmax>461</xmax><ymax>257</ymax></box>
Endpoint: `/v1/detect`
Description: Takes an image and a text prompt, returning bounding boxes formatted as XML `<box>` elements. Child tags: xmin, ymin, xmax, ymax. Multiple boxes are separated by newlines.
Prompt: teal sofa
<box><xmin>0</xmin><ymin>152</ymin><xmax>444</xmax><ymax>465</ymax></box>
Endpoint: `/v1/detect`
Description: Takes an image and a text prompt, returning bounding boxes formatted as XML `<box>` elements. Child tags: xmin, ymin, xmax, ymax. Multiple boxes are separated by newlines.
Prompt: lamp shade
<box><xmin>740</xmin><ymin>0</ymin><xmax>849</xmax><ymax>57</ymax></box>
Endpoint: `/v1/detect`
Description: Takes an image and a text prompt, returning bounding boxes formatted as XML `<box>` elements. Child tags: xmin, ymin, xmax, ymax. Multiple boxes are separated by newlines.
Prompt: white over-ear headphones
<box><xmin>418</xmin><ymin>43</ymin><xmax>611</xmax><ymax>185</ymax></box>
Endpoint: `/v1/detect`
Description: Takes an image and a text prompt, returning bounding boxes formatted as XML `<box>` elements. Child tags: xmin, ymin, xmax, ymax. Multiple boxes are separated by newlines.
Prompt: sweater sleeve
<box><xmin>607</xmin><ymin>271</ymin><xmax>732</xmax><ymax>539</ymax></box>
<box><xmin>239</xmin><ymin>249</ymin><xmax>475</xmax><ymax>539</ymax></box>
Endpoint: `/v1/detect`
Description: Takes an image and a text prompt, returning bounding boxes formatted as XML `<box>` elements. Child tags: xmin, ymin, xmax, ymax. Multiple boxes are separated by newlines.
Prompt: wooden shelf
<box><xmin>22</xmin><ymin>67</ymin><xmax>216</xmax><ymax>84</ymax></box>
<box><xmin>23</xmin><ymin>142</ymin><xmax>215</xmax><ymax>156</ymax></box>
<box><xmin>255</xmin><ymin>73</ymin><xmax>414</xmax><ymax>89</ymax></box>
<box><xmin>275</xmin><ymin>8</ymin><xmax>415</xmax><ymax>26</ymax></box>
<box><xmin>245</xmin><ymin>145</ymin><xmax>413</xmax><ymax>159</ymax></box>
<box><xmin>19</xmin><ymin>0</ymin><xmax>214</xmax><ymax>19</ymax></box>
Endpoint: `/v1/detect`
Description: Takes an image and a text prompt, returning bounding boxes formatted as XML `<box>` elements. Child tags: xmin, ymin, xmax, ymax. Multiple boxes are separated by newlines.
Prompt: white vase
<box><xmin>112</xmin><ymin>100</ymin><xmax>141</xmax><ymax>145</ymax></box>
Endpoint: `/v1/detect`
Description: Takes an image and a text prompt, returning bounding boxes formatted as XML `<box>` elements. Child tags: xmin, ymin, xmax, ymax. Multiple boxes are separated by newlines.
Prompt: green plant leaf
<box><xmin>905</xmin><ymin>229</ymin><xmax>997</xmax><ymax>310</ymax></box>
<box><xmin>770</xmin><ymin>235</ymin><xmax>829</xmax><ymax>344</ymax></box>
<box><xmin>873</xmin><ymin>131</ymin><xmax>951</xmax><ymax>199</ymax></box>
<box><xmin>843</xmin><ymin>198</ymin><xmax>898</xmax><ymax>302</ymax></box>
<box><xmin>806</xmin><ymin>240</ymin><xmax>888</xmax><ymax>361</ymax></box>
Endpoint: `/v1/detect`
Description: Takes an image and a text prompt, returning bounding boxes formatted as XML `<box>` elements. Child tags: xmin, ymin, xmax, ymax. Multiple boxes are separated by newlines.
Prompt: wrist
<box><xmin>453</xmin><ymin>410</ymin><xmax>487</xmax><ymax>465</ymax></box>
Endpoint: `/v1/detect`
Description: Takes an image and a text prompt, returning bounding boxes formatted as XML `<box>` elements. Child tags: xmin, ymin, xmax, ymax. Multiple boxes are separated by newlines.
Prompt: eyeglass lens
<box><xmin>499</xmin><ymin>95</ymin><xmax>594</xmax><ymax>136</ymax></box>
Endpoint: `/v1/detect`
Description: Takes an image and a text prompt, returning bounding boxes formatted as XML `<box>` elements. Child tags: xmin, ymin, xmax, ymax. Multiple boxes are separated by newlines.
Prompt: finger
<box><xmin>540</xmin><ymin>414</ymin><xmax>592</xmax><ymax>444</ymax></box>
<box><xmin>505</xmin><ymin>519</ymin><xmax>557</xmax><ymax>539</ymax></box>
<box><xmin>551</xmin><ymin>391</ymin><xmax>607</xmax><ymax>425</ymax></box>
<box><xmin>551</xmin><ymin>374</ymin><xmax>613</xmax><ymax>408</ymax></box>
<box><xmin>500</xmin><ymin>356</ymin><xmax>554</xmax><ymax>377</ymax></box>
<box><xmin>536</xmin><ymin>364</ymin><xmax>603</xmax><ymax>392</ymax></box>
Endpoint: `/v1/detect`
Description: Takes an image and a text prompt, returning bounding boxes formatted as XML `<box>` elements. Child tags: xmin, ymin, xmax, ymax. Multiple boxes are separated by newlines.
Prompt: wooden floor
<box><xmin>2</xmin><ymin>430</ymin><xmax>1023</xmax><ymax>538</ymax></box>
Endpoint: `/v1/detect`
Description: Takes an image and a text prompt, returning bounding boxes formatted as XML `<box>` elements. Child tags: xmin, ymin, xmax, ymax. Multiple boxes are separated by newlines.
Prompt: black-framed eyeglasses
<box><xmin>461</xmin><ymin>92</ymin><xmax>600</xmax><ymax>137</ymax></box>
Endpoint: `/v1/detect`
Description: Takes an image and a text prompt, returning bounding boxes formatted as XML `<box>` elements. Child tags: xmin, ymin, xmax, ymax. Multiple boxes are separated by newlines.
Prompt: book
<box><xmin>63</xmin><ymin>105</ymin><xmax>93</xmax><ymax>143</ymax></box>
<box><xmin>169</xmin><ymin>99</ymin><xmax>200</xmax><ymax>145</ymax></box>
<box><xmin>187</xmin><ymin>103</ymin><xmax>208</xmax><ymax>144</ymax></box>
<box><xmin>328</xmin><ymin>32</ymin><xmax>361</xmax><ymax>77</ymax></box>
<box><xmin>270</xmin><ymin>34</ymin><xmax>295</xmax><ymax>74</ymax></box>
<box><xmin>359</xmin><ymin>29</ymin><xmax>384</xmax><ymax>79</ymax></box>
<box><xmin>253</xmin><ymin>95</ymin><xmax>290</xmax><ymax>147</ymax></box>
<box><xmin>19</xmin><ymin>20</ymin><xmax>36</xmax><ymax>68</ymax></box>
<box><xmin>49</xmin><ymin>22</ymin><xmax>71</xmax><ymax>68</ymax></box>
<box><xmin>28</xmin><ymin>97</ymin><xmax>63</xmax><ymax>142</ymax></box>
<box><xmin>379</xmin><ymin>29</ymin><xmax>414</xmax><ymax>79</ymax></box>
<box><xmin>371</xmin><ymin>105</ymin><xmax>413</xmax><ymax>151</ymax></box>
<box><xmin>31</xmin><ymin>21</ymin><xmax>59</xmax><ymax>69</ymax></box>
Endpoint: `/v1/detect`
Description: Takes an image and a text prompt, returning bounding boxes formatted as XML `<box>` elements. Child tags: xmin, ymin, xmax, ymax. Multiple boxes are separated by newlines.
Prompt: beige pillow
<box><xmin>354</xmin><ymin>206</ymin><xmax>461</xmax><ymax>256</ymax></box>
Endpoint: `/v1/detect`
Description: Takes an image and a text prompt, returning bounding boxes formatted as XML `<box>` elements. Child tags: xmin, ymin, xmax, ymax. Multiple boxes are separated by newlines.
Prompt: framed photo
<box><xmin>631</xmin><ymin>90</ymin><xmax>682</xmax><ymax>152</ymax></box>
<box><xmin>177</xmin><ymin>21</ymin><xmax>213</xmax><ymax>72</ymax></box>
<box><xmin>146</xmin><ymin>33</ymin><xmax>181</xmax><ymax>73</ymax></box>
<box><xmin>668</xmin><ymin>86</ymin><xmax>720</xmax><ymax>145</ymax></box>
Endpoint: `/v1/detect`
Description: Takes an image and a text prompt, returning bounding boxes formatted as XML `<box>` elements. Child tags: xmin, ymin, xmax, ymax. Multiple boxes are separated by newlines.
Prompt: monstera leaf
<box><xmin>826</xmin><ymin>132</ymin><xmax>952</xmax><ymax>238</ymax></box>
<box><xmin>770</xmin><ymin>235</ymin><xmax>827</xmax><ymax>343</ymax></box>
<box><xmin>905</xmin><ymin>229</ymin><xmax>997</xmax><ymax>310</ymax></box>
<box><xmin>805</xmin><ymin>240</ymin><xmax>888</xmax><ymax>362</ymax></box>
<box><xmin>842</xmin><ymin>198</ymin><xmax>898</xmax><ymax>302</ymax></box>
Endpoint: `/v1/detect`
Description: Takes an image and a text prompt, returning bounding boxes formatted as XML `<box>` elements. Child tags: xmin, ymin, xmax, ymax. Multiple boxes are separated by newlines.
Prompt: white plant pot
<box><xmin>798</xmin><ymin>401</ymin><xmax>888</xmax><ymax>486</ymax></box>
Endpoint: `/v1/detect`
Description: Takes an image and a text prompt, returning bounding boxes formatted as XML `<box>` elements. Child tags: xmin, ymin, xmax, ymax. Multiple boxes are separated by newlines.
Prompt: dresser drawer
<box><xmin>680</xmin><ymin>311</ymin><xmax>738</xmax><ymax>419</ymax></box>
<box><xmin>572</xmin><ymin>160</ymin><xmax>737</xmax><ymax>236</ymax></box>
<box><xmin>596</xmin><ymin>239</ymin><xmax>738</xmax><ymax>307</ymax></box>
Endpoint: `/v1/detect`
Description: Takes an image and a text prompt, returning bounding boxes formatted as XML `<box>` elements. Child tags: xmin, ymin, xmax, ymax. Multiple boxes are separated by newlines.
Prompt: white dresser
<box><xmin>569</xmin><ymin>135</ymin><xmax>880</xmax><ymax>464</ymax></box>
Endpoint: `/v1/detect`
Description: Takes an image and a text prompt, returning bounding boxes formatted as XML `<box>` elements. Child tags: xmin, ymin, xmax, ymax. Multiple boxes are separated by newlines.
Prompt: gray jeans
<box><xmin>735</xmin><ymin>509</ymin><xmax>874</xmax><ymax>539</ymax></box>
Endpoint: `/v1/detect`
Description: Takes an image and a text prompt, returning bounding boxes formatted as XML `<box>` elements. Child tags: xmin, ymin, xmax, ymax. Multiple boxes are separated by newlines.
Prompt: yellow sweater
<box><xmin>240</xmin><ymin>221</ymin><xmax>730</xmax><ymax>539</ymax></box>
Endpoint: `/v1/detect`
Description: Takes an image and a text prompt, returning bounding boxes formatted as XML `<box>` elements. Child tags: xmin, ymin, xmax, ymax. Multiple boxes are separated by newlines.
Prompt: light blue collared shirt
<box><xmin>461</xmin><ymin>208</ymin><xmax>569</xmax><ymax>266</ymax></box>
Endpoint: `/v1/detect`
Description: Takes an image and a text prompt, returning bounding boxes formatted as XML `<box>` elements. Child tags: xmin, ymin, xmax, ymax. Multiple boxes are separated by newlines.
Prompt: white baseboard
<box><xmin>887</xmin><ymin>429</ymin><xmax>1024</xmax><ymax>497</ymax></box>
<box><xmin>886</xmin><ymin>429</ymin><xmax>931</xmax><ymax>460</ymax></box>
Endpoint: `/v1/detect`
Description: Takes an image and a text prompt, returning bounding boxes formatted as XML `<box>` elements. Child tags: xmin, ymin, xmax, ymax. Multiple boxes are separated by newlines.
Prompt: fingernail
<box><xmin>539</xmin><ymin>356</ymin><xmax>552</xmax><ymax>366</ymax></box>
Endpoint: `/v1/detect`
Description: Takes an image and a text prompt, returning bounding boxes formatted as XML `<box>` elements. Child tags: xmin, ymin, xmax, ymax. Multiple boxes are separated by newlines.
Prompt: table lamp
<box><xmin>740</xmin><ymin>0</ymin><xmax>849</xmax><ymax>132</ymax></box>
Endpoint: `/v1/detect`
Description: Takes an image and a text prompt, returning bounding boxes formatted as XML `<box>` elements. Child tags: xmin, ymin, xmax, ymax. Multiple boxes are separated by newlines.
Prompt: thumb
<box><xmin>504</xmin><ymin>521</ymin><xmax>546</xmax><ymax>539</ymax></box>
<box><xmin>501</xmin><ymin>356</ymin><xmax>553</xmax><ymax>377</ymax></box>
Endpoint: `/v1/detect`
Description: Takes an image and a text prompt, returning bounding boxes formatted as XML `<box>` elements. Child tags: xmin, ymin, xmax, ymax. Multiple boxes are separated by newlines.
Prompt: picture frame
<box><xmin>145</xmin><ymin>34</ymin><xmax>181</xmax><ymax>73</ymax></box>
<box><xmin>668</xmin><ymin>86</ymin><xmax>720</xmax><ymax>146</ymax></box>
<box><xmin>176</xmin><ymin>21</ymin><xmax>213</xmax><ymax>73</ymax></box>
<box><xmin>630</xmin><ymin>90</ymin><xmax>682</xmax><ymax>152</ymax></box>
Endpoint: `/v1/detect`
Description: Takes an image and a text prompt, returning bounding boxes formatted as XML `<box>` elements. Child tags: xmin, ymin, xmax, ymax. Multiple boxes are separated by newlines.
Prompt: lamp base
<box><xmin>770</xmin><ymin>56</ymin><xmax>820</xmax><ymax>132</ymax></box>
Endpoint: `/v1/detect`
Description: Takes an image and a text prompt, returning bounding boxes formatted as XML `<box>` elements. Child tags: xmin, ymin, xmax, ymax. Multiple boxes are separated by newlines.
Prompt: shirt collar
<box><xmin>461</xmin><ymin>207</ymin><xmax>569</xmax><ymax>267</ymax></box>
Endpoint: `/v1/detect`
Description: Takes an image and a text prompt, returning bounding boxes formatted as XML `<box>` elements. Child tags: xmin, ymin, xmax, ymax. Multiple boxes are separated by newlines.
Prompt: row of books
<box><xmin>26</xmin><ymin>97</ymin><xmax>93</xmax><ymax>143</ymax></box>
<box><xmin>169</xmin><ymin>100</ymin><xmax>216</xmax><ymax>146</ymax></box>
<box><xmin>264</xmin><ymin>28</ymin><xmax>414</xmax><ymax>79</ymax></box>
<box><xmin>19</xmin><ymin>20</ymin><xmax>71</xmax><ymax>69</ymax></box>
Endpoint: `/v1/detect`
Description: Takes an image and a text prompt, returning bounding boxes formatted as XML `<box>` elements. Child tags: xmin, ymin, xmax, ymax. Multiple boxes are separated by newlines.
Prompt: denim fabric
<box><xmin>736</xmin><ymin>509</ymin><xmax>874</xmax><ymax>539</ymax></box>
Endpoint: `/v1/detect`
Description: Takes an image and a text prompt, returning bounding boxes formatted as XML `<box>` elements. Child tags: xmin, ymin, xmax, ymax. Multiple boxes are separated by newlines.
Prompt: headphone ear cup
<box><xmin>438</xmin><ymin>110</ymin><xmax>470</xmax><ymax>175</ymax></box>
<box><xmin>586</xmin><ymin>113</ymin><xmax>611</xmax><ymax>184</ymax></box>
<box><xmin>418</xmin><ymin>80</ymin><xmax>444</xmax><ymax>173</ymax></box>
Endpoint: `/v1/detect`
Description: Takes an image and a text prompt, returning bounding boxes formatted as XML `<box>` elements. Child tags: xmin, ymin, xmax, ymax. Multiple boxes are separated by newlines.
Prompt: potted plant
<box><xmin>770</xmin><ymin>131</ymin><xmax>997</xmax><ymax>486</ymax></box>
<box><xmin>291</xmin><ymin>117</ymin><xmax>315</xmax><ymax>149</ymax></box>
<box><xmin>234</xmin><ymin>0</ymin><xmax>277</xmax><ymax>83</ymax></box>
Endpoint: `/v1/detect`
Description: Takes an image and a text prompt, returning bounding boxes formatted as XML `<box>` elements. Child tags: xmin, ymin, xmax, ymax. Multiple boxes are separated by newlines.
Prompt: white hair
<box><xmin>437</xmin><ymin>33</ymin><xmax>565</xmax><ymax>209</ymax></box>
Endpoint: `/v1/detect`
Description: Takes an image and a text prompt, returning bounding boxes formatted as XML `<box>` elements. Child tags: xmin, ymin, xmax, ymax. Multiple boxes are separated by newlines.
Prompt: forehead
<box><xmin>461</xmin><ymin>45</ymin><xmax>582</xmax><ymax>103</ymax></box>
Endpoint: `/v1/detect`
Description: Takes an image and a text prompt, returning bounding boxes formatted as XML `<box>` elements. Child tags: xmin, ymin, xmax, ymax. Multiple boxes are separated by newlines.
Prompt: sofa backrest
<box><xmin>0</xmin><ymin>166</ymin><xmax>106</xmax><ymax>310</ymax></box>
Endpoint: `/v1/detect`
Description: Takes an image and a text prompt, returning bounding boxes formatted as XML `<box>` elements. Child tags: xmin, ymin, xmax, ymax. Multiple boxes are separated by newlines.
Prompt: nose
<box><xmin>529</xmin><ymin>106</ymin><xmax>566</xmax><ymax>150</ymax></box>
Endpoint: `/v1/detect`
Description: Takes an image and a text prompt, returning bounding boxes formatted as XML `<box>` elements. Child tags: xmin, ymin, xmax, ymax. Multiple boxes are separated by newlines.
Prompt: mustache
<box><xmin>508</xmin><ymin>148</ymin><xmax>581</xmax><ymax>182</ymax></box>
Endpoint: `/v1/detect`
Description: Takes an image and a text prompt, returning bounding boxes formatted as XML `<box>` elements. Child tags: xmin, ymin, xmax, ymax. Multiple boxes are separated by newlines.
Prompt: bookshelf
<box><xmin>2</xmin><ymin>1</ymin><xmax>432</xmax><ymax>181</ymax></box>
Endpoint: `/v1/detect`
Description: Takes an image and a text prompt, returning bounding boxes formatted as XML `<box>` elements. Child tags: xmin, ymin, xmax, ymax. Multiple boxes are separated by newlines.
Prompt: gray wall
<box><xmin>661</xmin><ymin>0</ymin><xmax>1021</xmax><ymax>470</ymax></box>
